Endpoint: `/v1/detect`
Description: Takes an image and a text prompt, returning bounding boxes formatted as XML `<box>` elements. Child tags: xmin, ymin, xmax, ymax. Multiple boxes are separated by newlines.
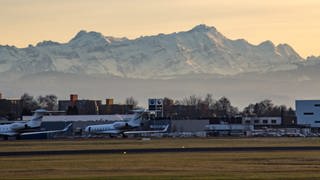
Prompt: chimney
<box><xmin>106</xmin><ymin>99</ymin><xmax>114</xmax><ymax>105</ymax></box>
<box><xmin>70</xmin><ymin>94</ymin><xmax>78</xmax><ymax>106</ymax></box>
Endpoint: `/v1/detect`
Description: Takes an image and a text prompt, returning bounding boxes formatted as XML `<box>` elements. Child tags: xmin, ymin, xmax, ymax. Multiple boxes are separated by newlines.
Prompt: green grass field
<box><xmin>1</xmin><ymin>138</ymin><xmax>320</xmax><ymax>179</ymax></box>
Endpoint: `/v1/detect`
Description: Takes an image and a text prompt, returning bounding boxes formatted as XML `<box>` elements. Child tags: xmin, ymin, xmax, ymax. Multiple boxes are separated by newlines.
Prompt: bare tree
<box><xmin>212</xmin><ymin>96</ymin><xmax>238</xmax><ymax>117</ymax></box>
<box><xmin>163</xmin><ymin>97</ymin><xmax>174</xmax><ymax>106</ymax></box>
<box><xmin>243</xmin><ymin>103</ymin><xmax>255</xmax><ymax>116</ymax></box>
<box><xmin>182</xmin><ymin>95</ymin><xmax>202</xmax><ymax>106</ymax></box>
<box><xmin>204</xmin><ymin>93</ymin><xmax>215</xmax><ymax>108</ymax></box>
<box><xmin>20</xmin><ymin>93</ymin><xmax>39</xmax><ymax>115</ymax></box>
<box><xmin>125</xmin><ymin>96</ymin><xmax>138</xmax><ymax>108</ymax></box>
<box><xmin>242</xmin><ymin>99</ymin><xmax>294</xmax><ymax>117</ymax></box>
<box><xmin>38</xmin><ymin>94</ymin><xmax>58</xmax><ymax>110</ymax></box>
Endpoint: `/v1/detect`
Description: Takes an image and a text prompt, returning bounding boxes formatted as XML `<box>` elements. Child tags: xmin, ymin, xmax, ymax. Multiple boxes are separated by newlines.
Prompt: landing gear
<box><xmin>109</xmin><ymin>134</ymin><xmax>115</xmax><ymax>138</ymax></box>
<box><xmin>16</xmin><ymin>135</ymin><xmax>21</xmax><ymax>140</ymax></box>
<box><xmin>121</xmin><ymin>133</ymin><xmax>128</xmax><ymax>138</ymax></box>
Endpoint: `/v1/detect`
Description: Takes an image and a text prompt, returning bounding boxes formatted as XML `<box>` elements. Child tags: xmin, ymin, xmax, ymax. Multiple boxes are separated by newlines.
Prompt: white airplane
<box><xmin>84</xmin><ymin>109</ymin><xmax>169</xmax><ymax>137</ymax></box>
<box><xmin>0</xmin><ymin>109</ymin><xmax>72</xmax><ymax>140</ymax></box>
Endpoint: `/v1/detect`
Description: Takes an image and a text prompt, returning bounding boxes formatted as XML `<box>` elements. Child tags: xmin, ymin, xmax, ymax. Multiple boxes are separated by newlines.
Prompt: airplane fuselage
<box><xmin>0</xmin><ymin>109</ymin><xmax>71</xmax><ymax>139</ymax></box>
<box><xmin>0</xmin><ymin>124</ymin><xmax>18</xmax><ymax>136</ymax></box>
<box><xmin>0</xmin><ymin>122</ymin><xmax>40</xmax><ymax>136</ymax></box>
<box><xmin>84</xmin><ymin>109</ymin><xmax>169</xmax><ymax>136</ymax></box>
<box><xmin>85</xmin><ymin>122</ymin><xmax>136</xmax><ymax>134</ymax></box>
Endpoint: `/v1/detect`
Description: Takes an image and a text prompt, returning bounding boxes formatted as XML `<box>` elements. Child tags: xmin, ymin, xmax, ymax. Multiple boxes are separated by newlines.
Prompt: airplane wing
<box><xmin>0</xmin><ymin>132</ymin><xmax>18</xmax><ymax>136</ymax></box>
<box><xmin>94</xmin><ymin>130</ymin><xmax>122</xmax><ymax>134</ymax></box>
<box><xmin>124</xmin><ymin>125</ymin><xmax>169</xmax><ymax>135</ymax></box>
<box><xmin>21</xmin><ymin>123</ymin><xmax>72</xmax><ymax>136</ymax></box>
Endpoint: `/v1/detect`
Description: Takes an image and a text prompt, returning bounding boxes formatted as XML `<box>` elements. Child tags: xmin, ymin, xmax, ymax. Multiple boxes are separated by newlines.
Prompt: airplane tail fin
<box><xmin>26</xmin><ymin>109</ymin><xmax>47</xmax><ymax>128</ymax></box>
<box><xmin>62</xmin><ymin>123</ymin><xmax>73</xmax><ymax>132</ymax></box>
<box><xmin>128</xmin><ymin>109</ymin><xmax>145</xmax><ymax>127</ymax></box>
<box><xmin>161</xmin><ymin>124</ymin><xmax>170</xmax><ymax>132</ymax></box>
<box><xmin>26</xmin><ymin>109</ymin><xmax>65</xmax><ymax>128</ymax></box>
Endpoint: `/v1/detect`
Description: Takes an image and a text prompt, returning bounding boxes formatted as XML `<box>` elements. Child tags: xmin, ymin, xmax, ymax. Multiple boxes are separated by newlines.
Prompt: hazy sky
<box><xmin>0</xmin><ymin>0</ymin><xmax>319</xmax><ymax>57</ymax></box>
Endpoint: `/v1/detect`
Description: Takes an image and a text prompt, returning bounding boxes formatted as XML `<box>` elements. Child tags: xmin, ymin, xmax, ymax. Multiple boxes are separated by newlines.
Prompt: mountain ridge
<box><xmin>0</xmin><ymin>24</ymin><xmax>319</xmax><ymax>80</ymax></box>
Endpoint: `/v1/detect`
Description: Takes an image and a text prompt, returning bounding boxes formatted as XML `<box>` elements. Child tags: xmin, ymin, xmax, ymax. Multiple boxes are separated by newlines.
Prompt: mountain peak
<box><xmin>189</xmin><ymin>24</ymin><xmax>217</xmax><ymax>32</ymax></box>
<box><xmin>306</xmin><ymin>55</ymin><xmax>320</xmax><ymax>62</ymax></box>
<box><xmin>276</xmin><ymin>43</ymin><xmax>302</xmax><ymax>61</ymax></box>
<box><xmin>70</xmin><ymin>30</ymin><xmax>104</xmax><ymax>41</ymax></box>
<box><xmin>0</xmin><ymin>24</ymin><xmax>306</xmax><ymax>79</ymax></box>
<box><xmin>258</xmin><ymin>40</ymin><xmax>275</xmax><ymax>49</ymax></box>
<box><xmin>277</xmin><ymin>43</ymin><xmax>294</xmax><ymax>51</ymax></box>
<box><xmin>36</xmin><ymin>40</ymin><xmax>61</xmax><ymax>47</ymax></box>
<box><xmin>69</xmin><ymin>30</ymin><xmax>109</xmax><ymax>47</ymax></box>
<box><xmin>74</xmin><ymin>30</ymin><xmax>88</xmax><ymax>38</ymax></box>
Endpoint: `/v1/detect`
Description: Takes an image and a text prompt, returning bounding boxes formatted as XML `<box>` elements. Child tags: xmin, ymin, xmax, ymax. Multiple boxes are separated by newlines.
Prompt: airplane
<box><xmin>0</xmin><ymin>109</ymin><xmax>72</xmax><ymax>140</ymax></box>
<box><xmin>84</xmin><ymin>109</ymin><xmax>169</xmax><ymax>137</ymax></box>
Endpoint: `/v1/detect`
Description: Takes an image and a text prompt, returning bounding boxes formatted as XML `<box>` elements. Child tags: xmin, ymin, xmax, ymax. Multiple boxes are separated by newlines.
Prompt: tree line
<box><xmin>21</xmin><ymin>93</ymin><xmax>58</xmax><ymax>115</ymax></box>
<box><xmin>20</xmin><ymin>93</ymin><xmax>139</xmax><ymax>115</ymax></box>
<box><xmin>19</xmin><ymin>93</ymin><xmax>295</xmax><ymax>117</ymax></box>
<box><xmin>163</xmin><ymin>94</ymin><xmax>295</xmax><ymax>117</ymax></box>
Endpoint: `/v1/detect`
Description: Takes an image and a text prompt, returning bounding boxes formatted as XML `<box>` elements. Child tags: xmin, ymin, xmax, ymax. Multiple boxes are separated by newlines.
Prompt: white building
<box><xmin>242</xmin><ymin>117</ymin><xmax>282</xmax><ymax>126</ymax></box>
<box><xmin>296</xmin><ymin>100</ymin><xmax>320</xmax><ymax>127</ymax></box>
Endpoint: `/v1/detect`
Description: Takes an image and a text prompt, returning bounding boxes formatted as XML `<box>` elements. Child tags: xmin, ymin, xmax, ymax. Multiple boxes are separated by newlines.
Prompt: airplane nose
<box><xmin>84</xmin><ymin>126</ymin><xmax>91</xmax><ymax>133</ymax></box>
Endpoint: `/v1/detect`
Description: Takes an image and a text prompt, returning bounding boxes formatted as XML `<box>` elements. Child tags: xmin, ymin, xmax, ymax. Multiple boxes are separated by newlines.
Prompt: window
<box><xmin>314</xmin><ymin>104</ymin><xmax>320</xmax><ymax>107</ymax></box>
<box><xmin>304</xmin><ymin>112</ymin><xmax>314</xmax><ymax>115</ymax></box>
<box><xmin>263</xmin><ymin>120</ymin><xmax>268</xmax><ymax>124</ymax></box>
<box><xmin>315</xmin><ymin>121</ymin><xmax>320</xmax><ymax>123</ymax></box>
<box><xmin>245</xmin><ymin>120</ymin><xmax>251</xmax><ymax>124</ymax></box>
<box><xmin>254</xmin><ymin>120</ymin><xmax>259</xmax><ymax>124</ymax></box>
<box><xmin>271</xmin><ymin>120</ymin><xmax>277</xmax><ymax>124</ymax></box>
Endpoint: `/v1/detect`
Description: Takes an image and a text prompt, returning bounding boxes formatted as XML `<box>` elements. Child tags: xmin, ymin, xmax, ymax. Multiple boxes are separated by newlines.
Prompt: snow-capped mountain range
<box><xmin>1</xmin><ymin>24</ymin><xmax>319</xmax><ymax>79</ymax></box>
<box><xmin>1</xmin><ymin>24</ymin><xmax>320</xmax><ymax>108</ymax></box>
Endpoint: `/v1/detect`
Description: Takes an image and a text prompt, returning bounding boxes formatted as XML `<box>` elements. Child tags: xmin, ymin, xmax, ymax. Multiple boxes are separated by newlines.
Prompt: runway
<box><xmin>1</xmin><ymin>146</ymin><xmax>320</xmax><ymax>156</ymax></box>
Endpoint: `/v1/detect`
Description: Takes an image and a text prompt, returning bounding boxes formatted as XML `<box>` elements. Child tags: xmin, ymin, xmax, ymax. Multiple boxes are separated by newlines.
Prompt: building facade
<box><xmin>296</xmin><ymin>100</ymin><xmax>320</xmax><ymax>128</ymax></box>
<box><xmin>0</xmin><ymin>98</ymin><xmax>22</xmax><ymax>120</ymax></box>
<box><xmin>242</xmin><ymin>117</ymin><xmax>282</xmax><ymax>126</ymax></box>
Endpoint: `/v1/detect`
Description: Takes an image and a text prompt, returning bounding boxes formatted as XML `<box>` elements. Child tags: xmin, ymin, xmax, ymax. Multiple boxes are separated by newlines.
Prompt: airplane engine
<box><xmin>113</xmin><ymin>122</ymin><xmax>129</xmax><ymax>129</ymax></box>
<box><xmin>10</xmin><ymin>123</ymin><xmax>26</xmax><ymax>130</ymax></box>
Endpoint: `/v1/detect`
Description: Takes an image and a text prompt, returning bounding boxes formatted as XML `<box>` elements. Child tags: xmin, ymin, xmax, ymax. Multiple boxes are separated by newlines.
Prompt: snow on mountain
<box><xmin>0</xmin><ymin>24</ymin><xmax>311</xmax><ymax>79</ymax></box>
